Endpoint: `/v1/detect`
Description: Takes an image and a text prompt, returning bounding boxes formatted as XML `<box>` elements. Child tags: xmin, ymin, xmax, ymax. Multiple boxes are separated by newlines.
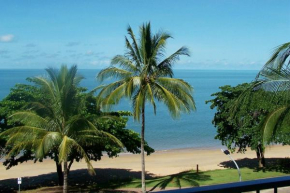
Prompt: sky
<box><xmin>0</xmin><ymin>0</ymin><xmax>289</xmax><ymax>70</ymax></box>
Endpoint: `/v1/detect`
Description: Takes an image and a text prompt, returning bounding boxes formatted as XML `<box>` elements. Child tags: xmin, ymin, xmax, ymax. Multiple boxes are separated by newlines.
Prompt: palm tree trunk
<box><xmin>141</xmin><ymin>104</ymin><xmax>146</xmax><ymax>193</ymax></box>
<box><xmin>261</xmin><ymin>150</ymin><xmax>266</xmax><ymax>167</ymax></box>
<box><xmin>256</xmin><ymin>144</ymin><xmax>266</xmax><ymax>168</ymax></box>
<box><xmin>56</xmin><ymin>162</ymin><xmax>63</xmax><ymax>186</ymax></box>
<box><xmin>63</xmin><ymin>161</ymin><xmax>68</xmax><ymax>193</ymax></box>
<box><xmin>67</xmin><ymin>160</ymin><xmax>74</xmax><ymax>176</ymax></box>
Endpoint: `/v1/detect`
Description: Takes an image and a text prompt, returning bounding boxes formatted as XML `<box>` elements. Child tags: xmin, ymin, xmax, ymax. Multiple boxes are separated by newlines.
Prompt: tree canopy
<box><xmin>206</xmin><ymin>82</ymin><xmax>286</xmax><ymax>167</ymax></box>
<box><xmin>0</xmin><ymin>66</ymin><xmax>154</xmax><ymax>191</ymax></box>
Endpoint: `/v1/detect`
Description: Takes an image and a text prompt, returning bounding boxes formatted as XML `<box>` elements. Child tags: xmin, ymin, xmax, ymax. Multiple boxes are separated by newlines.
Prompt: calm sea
<box><xmin>0</xmin><ymin>69</ymin><xmax>258</xmax><ymax>150</ymax></box>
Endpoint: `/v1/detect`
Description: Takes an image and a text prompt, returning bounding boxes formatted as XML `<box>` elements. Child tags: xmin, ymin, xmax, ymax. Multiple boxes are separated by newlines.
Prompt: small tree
<box><xmin>207</xmin><ymin>82</ymin><xmax>284</xmax><ymax>167</ymax></box>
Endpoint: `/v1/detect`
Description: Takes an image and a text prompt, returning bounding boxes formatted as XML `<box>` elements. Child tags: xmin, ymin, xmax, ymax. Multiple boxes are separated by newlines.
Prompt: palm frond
<box><xmin>101</xmin><ymin>82</ymin><xmax>127</xmax><ymax>110</ymax></box>
<box><xmin>124</xmin><ymin>37</ymin><xmax>142</xmax><ymax>68</ymax></box>
<box><xmin>266</xmin><ymin>42</ymin><xmax>290</xmax><ymax>68</ymax></box>
<box><xmin>155</xmin><ymin>78</ymin><xmax>196</xmax><ymax>112</ymax></box>
<box><xmin>111</xmin><ymin>55</ymin><xmax>139</xmax><ymax>74</ymax></box>
<box><xmin>255</xmin><ymin>68</ymin><xmax>290</xmax><ymax>102</ymax></box>
<box><xmin>35</xmin><ymin>132</ymin><xmax>62</xmax><ymax>159</ymax></box>
<box><xmin>0</xmin><ymin>126</ymin><xmax>47</xmax><ymax>139</ymax></box>
<box><xmin>96</xmin><ymin>80</ymin><xmax>126</xmax><ymax>107</ymax></box>
<box><xmin>152</xmin><ymin>83</ymin><xmax>180</xmax><ymax>118</ymax></box>
<box><xmin>152</xmin><ymin>31</ymin><xmax>171</xmax><ymax>60</ymax></box>
<box><xmin>89</xmin><ymin>85</ymin><xmax>107</xmax><ymax>95</ymax></box>
<box><xmin>257</xmin><ymin>42</ymin><xmax>290</xmax><ymax>78</ymax></box>
<box><xmin>1</xmin><ymin>126</ymin><xmax>47</xmax><ymax>158</ymax></box>
<box><xmin>123</xmin><ymin>77</ymin><xmax>141</xmax><ymax>98</ymax></box>
<box><xmin>6</xmin><ymin>141</ymin><xmax>36</xmax><ymax>158</ymax></box>
<box><xmin>261</xmin><ymin>106</ymin><xmax>287</xmax><ymax>145</ymax></box>
<box><xmin>157</xmin><ymin>77</ymin><xmax>193</xmax><ymax>94</ymax></box>
<box><xmin>9</xmin><ymin>111</ymin><xmax>48</xmax><ymax>128</ymax></box>
<box><xmin>69</xmin><ymin>65</ymin><xmax>84</xmax><ymax>86</ymax></box>
<box><xmin>99</xmin><ymin>130</ymin><xmax>124</xmax><ymax>147</ymax></box>
<box><xmin>139</xmin><ymin>22</ymin><xmax>152</xmax><ymax>67</ymax></box>
<box><xmin>32</xmin><ymin>77</ymin><xmax>56</xmax><ymax>102</ymax></box>
<box><xmin>67</xmin><ymin>116</ymin><xmax>123</xmax><ymax>148</ymax></box>
<box><xmin>66</xmin><ymin>116</ymin><xmax>99</xmax><ymax>136</ymax></box>
<box><xmin>70</xmin><ymin>138</ymin><xmax>96</xmax><ymax>175</ymax></box>
<box><xmin>132</xmin><ymin>90</ymin><xmax>145</xmax><ymax>121</ymax></box>
<box><xmin>26</xmin><ymin>101</ymin><xmax>54</xmax><ymax>117</ymax></box>
<box><xmin>145</xmin><ymin>83</ymin><xmax>156</xmax><ymax>114</ymax></box>
<box><xmin>97</xmin><ymin>67</ymin><xmax>132</xmax><ymax>82</ymax></box>
<box><xmin>58</xmin><ymin>136</ymin><xmax>96</xmax><ymax>175</ymax></box>
<box><xmin>45</xmin><ymin>67</ymin><xmax>59</xmax><ymax>91</ymax></box>
<box><xmin>58</xmin><ymin>136</ymin><xmax>72</xmax><ymax>162</ymax></box>
<box><xmin>157</xmin><ymin>47</ymin><xmax>190</xmax><ymax>77</ymax></box>
<box><xmin>127</xmin><ymin>25</ymin><xmax>142</xmax><ymax>66</ymax></box>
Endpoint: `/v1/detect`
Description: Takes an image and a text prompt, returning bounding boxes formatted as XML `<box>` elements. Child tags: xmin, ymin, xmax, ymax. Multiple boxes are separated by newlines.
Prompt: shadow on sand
<box><xmin>219</xmin><ymin>157</ymin><xmax>290</xmax><ymax>173</ymax></box>
<box><xmin>0</xmin><ymin>168</ymin><xmax>212</xmax><ymax>192</ymax></box>
<box><xmin>0</xmin><ymin>168</ymin><xmax>154</xmax><ymax>192</ymax></box>
<box><xmin>4</xmin><ymin>158</ymin><xmax>289</xmax><ymax>192</ymax></box>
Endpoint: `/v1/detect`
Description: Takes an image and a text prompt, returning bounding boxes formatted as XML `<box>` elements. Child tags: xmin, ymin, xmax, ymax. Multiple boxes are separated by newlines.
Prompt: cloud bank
<box><xmin>0</xmin><ymin>34</ymin><xmax>14</xmax><ymax>42</ymax></box>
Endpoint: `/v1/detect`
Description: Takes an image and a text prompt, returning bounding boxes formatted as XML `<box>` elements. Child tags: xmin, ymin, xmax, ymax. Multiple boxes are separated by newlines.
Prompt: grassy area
<box><xmin>21</xmin><ymin>168</ymin><xmax>289</xmax><ymax>192</ymax></box>
<box><xmin>110</xmin><ymin>168</ymin><xmax>289</xmax><ymax>191</ymax></box>
<box><xmin>7</xmin><ymin>158</ymin><xmax>290</xmax><ymax>192</ymax></box>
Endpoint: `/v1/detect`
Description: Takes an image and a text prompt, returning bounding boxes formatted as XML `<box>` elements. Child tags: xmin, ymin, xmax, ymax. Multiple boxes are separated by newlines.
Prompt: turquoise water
<box><xmin>0</xmin><ymin>69</ymin><xmax>257</xmax><ymax>150</ymax></box>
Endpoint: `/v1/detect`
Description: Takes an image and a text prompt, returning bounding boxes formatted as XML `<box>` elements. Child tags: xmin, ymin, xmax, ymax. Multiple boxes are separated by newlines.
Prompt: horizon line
<box><xmin>0</xmin><ymin>68</ymin><xmax>260</xmax><ymax>71</ymax></box>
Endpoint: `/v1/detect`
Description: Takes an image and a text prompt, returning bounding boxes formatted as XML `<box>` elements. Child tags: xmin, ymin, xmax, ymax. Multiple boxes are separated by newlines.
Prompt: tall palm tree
<box><xmin>254</xmin><ymin>42</ymin><xmax>290</xmax><ymax>144</ymax></box>
<box><xmin>0</xmin><ymin>65</ymin><xmax>122</xmax><ymax>193</ymax></box>
<box><xmin>97</xmin><ymin>23</ymin><xmax>196</xmax><ymax>192</ymax></box>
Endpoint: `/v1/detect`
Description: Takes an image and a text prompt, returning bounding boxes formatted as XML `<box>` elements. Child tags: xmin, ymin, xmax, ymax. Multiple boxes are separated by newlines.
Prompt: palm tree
<box><xmin>0</xmin><ymin>65</ymin><xmax>122</xmax><ymax>193</ymax></box>
<box><xmin>97</xmin><ymin>22</ymin><xmax>196</xmax><ymax>192</ymax></box>
<box><xmin>257</xmin><ymin>42</ymin><xmax>290</xmax><ymax>77</ymax></box>
<box><xmin>254</xmin><ymin>42</ymin><xmax>290</xmax><ymax>145</ymax></box>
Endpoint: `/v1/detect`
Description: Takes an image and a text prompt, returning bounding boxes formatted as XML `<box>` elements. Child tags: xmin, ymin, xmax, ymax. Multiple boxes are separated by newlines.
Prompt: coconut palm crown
<box><xmin>97</xmin><ymin>22</ymin><xmax>196</xmax><ymax>192</ymax></box>
<box><xmin>0</xmin><ymin>65</ymin><xmax>122</xmax><ymax>193</ymax></box>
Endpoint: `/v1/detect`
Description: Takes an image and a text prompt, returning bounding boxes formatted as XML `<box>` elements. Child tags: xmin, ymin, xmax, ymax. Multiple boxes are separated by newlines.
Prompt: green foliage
<box><xmin>95</xmin><ymin>117</ymin><xmax>154</xmax><ymax>156</ymax></box>
<box><xmin>258</xmin><ymin>42</ymin><xmax>290</xmax><ymax>74</ymax></box>
<box><xmin>97</xmin><ymin>22</ymin><xmax>195</xmax><ymax>192</ymax></box>
<box><xmin>0</xmin><ymin>84</ymin><xmax>43</xmax><ymax>166</ymax></box>
<box><xmin>1</xmin><ymin>65</ymin><xmax>107</xmax><ymax>177</ymax></box>
<box><xmin>0</xmin><ymin>84</ymin><xmax>42</xmax><ymax>132</ymax></box>
<box><xmin>254</xmin><ymin>42</ymin><xmax>290</xmax><ymax>146</ymax></box>
<box><xmin>0</xmin><ymin>66</ymin><xmax>154</xmax><ymax>172</ymax></box>
<box><xmin>97</xmin><ymin>22</ymin><xmax>195</xmax><ymax>120</ymax></box>
<box><xmin>206</xmin><ymin>82</ymin><xmax>283</xmax><ymax>153</ymax></box>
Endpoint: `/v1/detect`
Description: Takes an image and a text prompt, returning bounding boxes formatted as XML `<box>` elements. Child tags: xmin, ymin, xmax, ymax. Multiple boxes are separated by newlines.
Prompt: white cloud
<box><xmin>0</xmin><ymin>34</ymin><xmax>14</xmax><ymax>42</ymax></box>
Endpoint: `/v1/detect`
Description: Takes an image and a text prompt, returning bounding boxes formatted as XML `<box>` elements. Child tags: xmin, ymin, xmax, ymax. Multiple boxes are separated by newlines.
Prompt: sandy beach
<box><xmin>1</xmin><ymin>145</ymin><xmax>289</xmax><ymax>180</ymax></box>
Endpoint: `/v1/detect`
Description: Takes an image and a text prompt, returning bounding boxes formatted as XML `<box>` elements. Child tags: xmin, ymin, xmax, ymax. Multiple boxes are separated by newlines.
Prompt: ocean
<box><xmin>0</xmin><ymin>69</ymin><xmax>258</xmax><ymax>150</ymax></box>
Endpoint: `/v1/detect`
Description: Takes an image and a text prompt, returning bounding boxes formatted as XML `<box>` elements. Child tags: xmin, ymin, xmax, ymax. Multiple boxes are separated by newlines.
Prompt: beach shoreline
<box><xmin>1</xmin><ymin>144</ymin><xmax>289</xmax><ymax>180</ymax></box>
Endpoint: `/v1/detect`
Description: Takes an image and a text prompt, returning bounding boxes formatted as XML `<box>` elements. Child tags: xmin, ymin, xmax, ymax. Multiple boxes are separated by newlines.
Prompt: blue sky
<box><xmin>0</xmin><ymin>0</ymin><xmax>289</xmax><ymax>70</ymax></box>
